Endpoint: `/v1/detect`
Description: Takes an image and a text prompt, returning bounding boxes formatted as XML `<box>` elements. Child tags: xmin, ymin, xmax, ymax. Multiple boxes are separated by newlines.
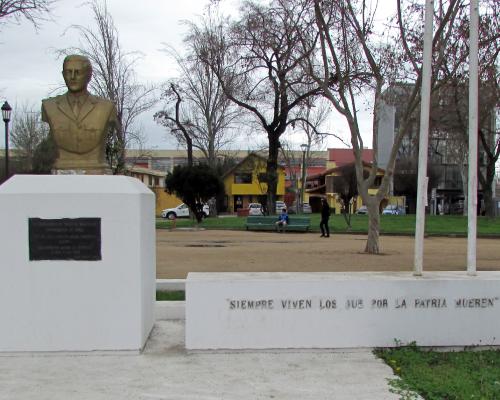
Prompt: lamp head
<box><xmin>1</xmin><ymin>101</ymin><xmax>12</xmax><ymax>123</ymax></box>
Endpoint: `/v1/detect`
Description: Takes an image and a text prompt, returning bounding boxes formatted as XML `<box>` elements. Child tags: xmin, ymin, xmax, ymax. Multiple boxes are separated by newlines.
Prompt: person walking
<box><xmin>320</xmin><ymin>198</ymin><xmax>330</xmax><ymax>238</ymax></box>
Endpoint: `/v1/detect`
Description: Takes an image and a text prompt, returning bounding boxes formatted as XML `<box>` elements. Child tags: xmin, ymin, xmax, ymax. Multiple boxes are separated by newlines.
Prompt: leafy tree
<box><xmin>332</xmin><ymin>163</ymin><xmax>360</xmax><ymax>230</ymax></box>
<box><xmin>393</xmin><ymin>156</ymin><xmax>440</xmax><ymax>214</ymax></box>
<box><xmin>165</xmin><ymin>164</ymin><xmax>224</xmax><ymax>223</ymax></box>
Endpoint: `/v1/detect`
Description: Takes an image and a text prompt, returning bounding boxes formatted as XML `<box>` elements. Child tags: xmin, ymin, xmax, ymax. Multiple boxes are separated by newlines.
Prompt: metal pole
<box><xmin>300</xmin><ymin>150</ymin><xmax>306</xmax><ymax>213</ymax></box>
<box><xmin>414</xmin><ymin>0</ymin><xmax>434</xmax><ymax>276</ymax></box>
<box><xmin>4</xmin><ymin>121</ymin><xmax>9</xmax><ymax>180</ymax></box>
<box><xmin>467</xmin><ymin>0</ymin><xmax>479</xmax><ymax>276</ymax></box>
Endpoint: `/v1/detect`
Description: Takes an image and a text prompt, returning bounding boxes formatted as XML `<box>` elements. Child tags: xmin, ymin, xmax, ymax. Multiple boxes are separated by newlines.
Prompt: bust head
<box><xmin>62</xmin><ymin>55</ymin><xmax>92</xmax><ymax>94</ymax></box>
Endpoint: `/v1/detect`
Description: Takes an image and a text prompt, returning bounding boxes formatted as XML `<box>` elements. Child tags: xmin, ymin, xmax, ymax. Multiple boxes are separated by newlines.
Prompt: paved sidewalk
<box><xmin>0</xmin><ymin>321</ymin><xmax>401</xmax><ymax>400</ymax></box>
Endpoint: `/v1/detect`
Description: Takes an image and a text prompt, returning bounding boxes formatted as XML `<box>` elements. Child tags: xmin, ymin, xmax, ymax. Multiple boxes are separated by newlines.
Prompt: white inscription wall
<box><xmin>186</xmin><ymin>272</ymin><xmax>500</xmax><ymax>350</ymax></box>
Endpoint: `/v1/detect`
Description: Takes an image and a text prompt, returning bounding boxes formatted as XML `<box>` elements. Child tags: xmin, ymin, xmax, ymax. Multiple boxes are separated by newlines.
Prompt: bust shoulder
<box><xmin>42</xmin><ymin>93</ymin><xmax>113</xmax><ymax>105</ymax></box>
<box><xmin>42</xmin><ymin>94</ymin><xmax>66</xmax><ymax>106</ymax></box>
<box><xmin>87</xmin><ymin>94</ymin><xmax>113</xmax><ymax>106</ymax></box>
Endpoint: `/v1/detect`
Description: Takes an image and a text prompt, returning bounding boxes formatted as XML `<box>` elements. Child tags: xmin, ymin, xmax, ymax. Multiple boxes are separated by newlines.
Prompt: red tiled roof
<box><xmin>306</xmin><ymin>161</ymin><xmax>385</xmax><ymax>181</ymax></box>
<box><xmin>285</xmin><ymin>166</ymin><xmax>326</xmax><ymax>176</ymax></box>
<box><xmin>328</xmin><ymin>148</ymin><xmax>373</xmax><ymax>166</ymax></box>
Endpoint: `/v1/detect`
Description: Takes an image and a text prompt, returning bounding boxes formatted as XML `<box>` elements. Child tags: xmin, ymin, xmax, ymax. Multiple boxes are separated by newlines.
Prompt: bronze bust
<box><xmin>42</xmin><ymin>55</ymin><xmax>118</xmax><ymax>174</ymax></box>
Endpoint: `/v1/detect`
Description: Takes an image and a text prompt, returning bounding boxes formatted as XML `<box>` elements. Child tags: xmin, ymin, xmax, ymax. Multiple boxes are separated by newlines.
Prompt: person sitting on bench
<box><xmin>275</xmin><ymin>208</ymin><xmax>289</xmax><ymax>232</ymax></box>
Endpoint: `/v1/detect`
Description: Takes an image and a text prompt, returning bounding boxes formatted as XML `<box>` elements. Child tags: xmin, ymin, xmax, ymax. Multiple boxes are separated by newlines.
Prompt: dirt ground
<box><xmin>156</xmin><ymin>229</ymin><xmax>500</xmax><ymax>279</ymax></box>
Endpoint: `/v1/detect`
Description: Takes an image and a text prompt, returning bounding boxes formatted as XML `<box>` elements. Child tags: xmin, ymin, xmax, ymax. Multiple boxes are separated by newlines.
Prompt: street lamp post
<box><xmin>2</xmin><ymin>101</ymin><xmax>12</xmax><ymax>181</ymax></box>
<box><xmin>300</xmin><ymin>143</ymin><xmax>308</xmax><ymax>214</ymax></box>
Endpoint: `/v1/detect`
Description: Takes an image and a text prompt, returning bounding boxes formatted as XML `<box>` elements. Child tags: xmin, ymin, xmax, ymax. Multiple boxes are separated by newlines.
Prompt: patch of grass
<box><xmin>375</xmin><ymin>344</ymin><xmax>500</xmax><ymax>400</ymax></box>
<box><xmin>156</xmin><ymin>290</ymin><xmax>185</xmax><ymax>301</ymax></box>
<box><xmin>156</xmin><ymin>216</ymin><xmax>247</xmax><ymax>230</ymax></box>
<box><xmin>156</xmin><ymin>214</ymin><xmax>500</xmax><ymax>237</ymax></box>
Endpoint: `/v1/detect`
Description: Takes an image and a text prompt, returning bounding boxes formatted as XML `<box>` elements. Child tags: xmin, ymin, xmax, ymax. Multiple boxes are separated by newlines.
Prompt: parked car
<box><xmin>248</xmin><ymin>203</ymin><xmax>264</xmax><ymax>216</ymax></box>
<box><xmin>275</xmin><ymin>201</ymin><xmax>287</xmax><ymax>213</ymax></box>
<box><xmin>450</xmin><ymin>200</ymin><xmax>464</xmax><ymax>215</ymax></box>
<box><xmin>161</xmin><ymin>203</ymin><xmax>210</xmax><ymax>219</ymax></box>
<box><xmin>355</xmin><ymin>205</ymin><xmax>368</xmax><ymax>215</ymax></box>
<box><xmin>288</xmin><ymin>202</ymin><xmax>312</xmax><ymax>214</ymax></box>
<box><xmin>382</xmin><ymin>204</ymin><xmax>406</xmax><ymax>215</ymax></box>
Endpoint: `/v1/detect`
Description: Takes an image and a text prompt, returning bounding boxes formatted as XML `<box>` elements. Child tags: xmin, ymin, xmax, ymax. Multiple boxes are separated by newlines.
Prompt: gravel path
<box><xmin>156</xmin><ymin>229</ymin><xmax>500</xmax><ymax>278</ymax></box>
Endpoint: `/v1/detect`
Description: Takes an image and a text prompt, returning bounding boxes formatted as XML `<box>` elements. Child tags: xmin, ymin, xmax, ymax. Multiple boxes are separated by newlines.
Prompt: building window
<box><xmin>149</xmin><ymin>176</ymin><xmax>153</xmax><ymax>186</ymax></box>
<box><xmin>234</xmin><ymin>173</ymin><xmax>252</xmax><ymax>184</ymax></box>
<box><xmin>154</xmin><ymin>177</ymin><xmax>159</xmax><ymax>187</ymax></box>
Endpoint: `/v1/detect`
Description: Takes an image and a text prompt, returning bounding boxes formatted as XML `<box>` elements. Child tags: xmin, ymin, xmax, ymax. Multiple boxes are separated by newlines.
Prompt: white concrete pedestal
<box><xmin>0</xmin><ymin>175</ymin><xmax>155</xmax><ymax>352</ymax></box>
<box><xmin>186</xmin><ymin>272</ymin><xmax>500</xmax><ymax>349</ymax></box>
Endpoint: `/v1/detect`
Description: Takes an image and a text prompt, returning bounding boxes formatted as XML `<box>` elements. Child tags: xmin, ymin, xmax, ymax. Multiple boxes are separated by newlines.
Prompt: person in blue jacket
<box><xmin>275</xmin><ymin>207</ymin><xmax>289</xmax><ymax>233</ymax></box>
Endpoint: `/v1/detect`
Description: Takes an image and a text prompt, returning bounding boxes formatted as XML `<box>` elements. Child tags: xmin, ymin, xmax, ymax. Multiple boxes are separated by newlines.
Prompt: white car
<box><xmin>382</xmin><ymin>204</ymin><xmax>406</xmax><ymax>215</ymax></box>
<box><xmin>275</xmin><ymin>201</ymin><xmax>287</xmax><ymax>214</ymax></box>
<box><xmin>356</xmin><ymin>205</ymin><xmax>368</xmax><ymax>215</ymax></box>
<box><xmin>248</xmin><ymin>203</ymin><xmax>264</xmax><ymax>216</ymax></box>
<box><xmin>161</xmin><ymin>203</ymin><xmax>210</xmax><ymax>219</ymax></box>
<box><xmin>288</xmin><ymin>202</ymin><xmax>312</xmax><ymax>214</ymax></box>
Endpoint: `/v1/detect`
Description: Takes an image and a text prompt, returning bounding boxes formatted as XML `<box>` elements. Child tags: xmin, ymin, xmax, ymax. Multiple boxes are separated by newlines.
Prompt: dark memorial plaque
<box><xmin>29</xmin><ymin>218</ymin><xmax>101</xmax><ymax>261</ymax></box>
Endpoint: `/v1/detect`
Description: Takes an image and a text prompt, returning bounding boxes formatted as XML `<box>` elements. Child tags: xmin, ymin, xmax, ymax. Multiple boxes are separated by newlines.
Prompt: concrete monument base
<box><xmin>0</xmin><ymin>175</ymin><xmax>155</xmax><ymax>352</ymax></box>
<box><xmin>186</xmin><ymin>271</ymin><xmax>500</xmax><ymax>350</ymax></box>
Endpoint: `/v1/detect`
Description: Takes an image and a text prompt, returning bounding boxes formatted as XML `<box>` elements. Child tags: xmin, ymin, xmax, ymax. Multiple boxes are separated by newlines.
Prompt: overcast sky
<box><xmin>0</xmin><ymin>0</ymin><xmax>373</xmax><ymax>151</ymax></box>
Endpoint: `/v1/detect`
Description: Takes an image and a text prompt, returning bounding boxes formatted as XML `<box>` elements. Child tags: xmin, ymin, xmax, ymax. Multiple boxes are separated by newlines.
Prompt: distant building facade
<box><xmin>377</xmin><ymin>83</ymin><xmax>497</xmax><ymax>214</ymax></box>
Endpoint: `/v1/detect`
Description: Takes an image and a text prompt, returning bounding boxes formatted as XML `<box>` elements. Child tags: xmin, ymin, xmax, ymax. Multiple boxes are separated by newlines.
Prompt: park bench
<box><xmin>245</xmin><ymin>215</ymin><xmax>311</xmax><ymax>232</ymax></box>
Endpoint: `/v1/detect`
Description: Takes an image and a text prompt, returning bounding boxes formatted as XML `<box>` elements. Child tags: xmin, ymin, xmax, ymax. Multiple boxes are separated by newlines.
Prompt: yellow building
<box><xmin>126</xmin><ymin>165</ymin><xmax>182</xmax><ymax>216</ymax></box>
<box><xmin>222</xmin><ymin>153</ymin><xmax>286</xmax><ymax>213</ymax></box>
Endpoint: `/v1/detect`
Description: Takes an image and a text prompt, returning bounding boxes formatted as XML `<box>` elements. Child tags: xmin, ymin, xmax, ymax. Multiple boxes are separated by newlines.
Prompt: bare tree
<box><xmin>430</xmin><ymin>0</ymin><xmax>500</xmax><ymax>216</ymax></box>
<box><xmin>428</xmin><ymin>81</ymin><xmax>498</xmax><ymax>216</ymax></box>
<box><xmin>155</xmin><ymin>83</ymin><xmax>195</xmax><ymax>167</ymax></box>
<box><xmin>59</xmin><ymin>0</ymin><xmax>157</xmax><ymax>173</ymax></box>
<box><xmin>155</xmin><ymin>15</ymin><xmax>241</xmax><ymax>168</ymax></box>
<box><xmin>295</xmin><ymin>98</ymin><xmax>337</xmax><ymax>208</ymax></box>
<box><xmin>199</xmin><ymin>0</ymin><xmax>321</xmax><ymax>213</ymax></box>
<box><xmin>306</xmin><ymin>0</ymin><xmax>464</xmax><ymax>253</ymax></box>
<box><xmin>0</xmin><ymin>0</ymin><xmax>54</xmax><ymax>29</ymax></box>
<box><xmin>10</xmin><ymin>103</ymin><xmax>48</xmax><ymax>171</ymax></box>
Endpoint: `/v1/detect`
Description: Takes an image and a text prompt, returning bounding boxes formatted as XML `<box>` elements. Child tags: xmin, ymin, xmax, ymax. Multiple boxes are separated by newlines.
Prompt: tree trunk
<box><xmin>483</xmin><ymin>163</ymin><xmax>496</xmax><ymax>217</ymax></box>
<box><xmin>364</xmin><ymin>201</ymin><xmax>380</xmax><ymax>254</ymax></box>
<box><xmin>110</xmin><ymin>125</ymin><xmax>126</xmax><ymax>175</ymax></box>
<box><xmin>186</xmin><ymin>139</ymin><xmax>193</xmax><ymax>167</ymax></box>
<box><xmin>266</xmin><ymin>134</ymin><xmax>280</xmax><ymax>213</ymax></box>
<box><xmin>208</xmin><ymin>138</ymin><xmax>215</xmax><ymax>168</ymax></box>
<box><xmin>483</xmin><ymin>184</ymin><xmax>493</xmax><ymax>217</ymax></box>
<box><xmin>266</xmin><ymin>160</ymin><xmax>278</xmax><ymax>214</ymax></box>
<box><xmin>341</xmin><ymin>209</ymin><xmax>352</xmax><ymax>231</ymax></box>
<box><xmin>460</xmin><ymin>164</ymin><xmax>468</xmax><ymax>216</ymax></box>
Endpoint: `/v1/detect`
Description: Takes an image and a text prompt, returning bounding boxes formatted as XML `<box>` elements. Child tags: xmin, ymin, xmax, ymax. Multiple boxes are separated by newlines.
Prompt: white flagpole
<box><xmin>467</xmin><ymin>0</ymin><xmax>479</xmax><ymax>275</ymax></box>
<box><xmin>414</xmin><ymin>0</ymin><xmax>434</xmax><ymax>276</ymax></box>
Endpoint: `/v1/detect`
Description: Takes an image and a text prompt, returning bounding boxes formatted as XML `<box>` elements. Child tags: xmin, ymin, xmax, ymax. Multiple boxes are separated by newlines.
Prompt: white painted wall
<box><xmin>186</xmin><ymin>272</ymin><xmax>500</xmax><ymax>349</ymax></box>
<box><xmin>0</xmin><ymin>175</ymin><xmax>155</xmax><ymax>352</ymax></box>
